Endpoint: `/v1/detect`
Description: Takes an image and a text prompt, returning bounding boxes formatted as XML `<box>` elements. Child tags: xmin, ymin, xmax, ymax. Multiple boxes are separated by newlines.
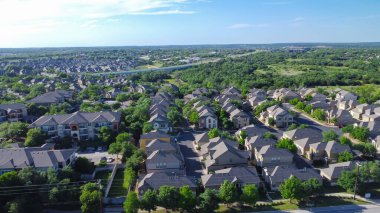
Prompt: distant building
<box><xmin>27</xmin><ymin>90</ymin><xmax>73</xmax><ymax>106</ymax></box>
<box><xmin>0</xmin><ymin>103</ymin><xmax>28</xmax><ymax>123</ymax></box>
<box><xmin>29</xmin><ymin>111</ymin><xmax>121</xmax><ymax>142</ymax></box>
<box><xmin>0</xmin><ymin>148</ymin><xmax>75</xmax><ymax>174</ymax></box>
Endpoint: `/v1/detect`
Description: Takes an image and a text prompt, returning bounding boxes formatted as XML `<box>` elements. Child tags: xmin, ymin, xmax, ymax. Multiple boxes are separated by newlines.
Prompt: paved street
<box><xmin>177</xmin><ymin>131</ymin><xmax>204</xmax><ymax>178</ymax></box>
<box><xmin>282</xmin><ymin>103</ymin><xmax>342</xmax><ymax>135</ymax></box>
<box><xmin>260</xmin><ymin>204</ymin><xmax>380</xmax><ymax>213</ymax></box>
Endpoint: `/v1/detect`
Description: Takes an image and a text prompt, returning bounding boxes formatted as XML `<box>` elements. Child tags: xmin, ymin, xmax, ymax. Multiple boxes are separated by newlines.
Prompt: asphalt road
<box><xmin>282</xmin><ymin>103</ymin><xmax>342</xmax><ymax>135</ymax></box>
<box><xmin>260</xmin><ymin>204</ymin><xmax>380</xmax><ymax>213</ymax></box>
<box><xmin>177</xmin><ymin>131</ymin><xmax>204</xmax><ymax>178</ymax></box>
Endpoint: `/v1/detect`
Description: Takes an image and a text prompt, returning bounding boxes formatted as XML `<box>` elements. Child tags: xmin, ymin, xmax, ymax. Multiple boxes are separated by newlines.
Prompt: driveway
<box><xmin>177</xmin><ymin>131</ymin><xmax>204</xmax><ymax>179</ymax></box>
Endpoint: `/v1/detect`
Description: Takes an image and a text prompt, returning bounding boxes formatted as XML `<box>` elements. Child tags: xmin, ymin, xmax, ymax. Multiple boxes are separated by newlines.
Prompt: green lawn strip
<box><xmin>108</xmin><ymin>169</ymin><xmax>127</xmax><ymax>197</ymax></box>
<box><xmin>94</xmin><ymin>170</ymin><xmax>111</xmax><ymax>186</ymax></box>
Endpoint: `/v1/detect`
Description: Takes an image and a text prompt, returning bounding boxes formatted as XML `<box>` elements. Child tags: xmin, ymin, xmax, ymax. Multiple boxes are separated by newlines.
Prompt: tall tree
<box><xmin>140</xmin><ymin>189</ymin><xmax>157</xmax><ymax>213</ymax></box>
<box><xmin>198</xmin><ymin>189</ymin><xmax>220</xmax><ymax>213</ymax></box>
<box><xmin>178</xmin><ymin>185</ymin><xmax>196</xmax><ymax>212</ymax></box>
<box><xmin>24</xmin><ymin>128</ymin><xmax>46</xmax><ymax>147</ymax></box>
<box><xmin>80</xmin><ymin>183</ymin><xmax>101</xmax><ymax>213</ymax></box>
<box><xmin>218</xmin><ymin>180</ymin><xmax>239</xmax><ymax>206</ymax></box>
<box><xmin>240</xmin><ymin>184</ymin><xmax>258</xmax><ymax>207</ymax></box>
<box><xmin>157</xmin><ymin>186</ymin><xmax>180</xmax><ymax>211</ymax></box>
<box><xmin>279</xmin><ymin>176</ymin><xmax>303</xmax><ymax>203</ymax></box>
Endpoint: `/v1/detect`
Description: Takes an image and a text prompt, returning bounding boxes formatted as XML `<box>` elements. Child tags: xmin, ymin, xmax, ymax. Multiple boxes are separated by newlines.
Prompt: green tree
<box><xmin>123</xmin><ymin>167</ymin><xmax>136</xmax><ymax>190</ymax></box>
<box><xmin>157</xmin><ymin>186</ymin><xmax>179</xmax><ymax>211</ymax></box>
<box><xmin>124</xmin><ymin>191</ymin><xmax>139</xmax><ymax>213</ymax></box>
<box><xmin>276</xmin><ymin>138</ymin><xmax>297</xmax><ymax>153</ymax></box>
<box><xmin>337</xmin><ymin>170</ymin><xmax>357</xmax><ymax>193</ymax></box>
<box><xmin>304</xmin><ymin>104</ymin><xmax>313</xmax><ymax>114</ymax></box>
<box><xmin>80</xmin><ymin>183</ymin><xmax>101</xmax><ymax>213</ymax></box>
<box><xmin>279</xmin><ymin>176</ymin><xmax>303</xmax><ymax>203</ymax></box>
<box><xmin>140</xmin><ymin>189</ymin><xmax>157</xmax><ymax>213</ymax></box>
<box><xmin>24</xmin><ymin>128</ymin><xmax>46</xmax><ymax>147</ymax></box>
<box><xmin>179</xmin><ymin>185</ymin><xmax>196</xmax><ymax>212</ymax></box>
<box><xmin>241</xmin><ymin>184</ymin><xmax>258</xmax><ymax>206</ymax></box>
<box><xmin>312</xmin><ymin>108</ymin><xmax>326</xmax><ymax>121</ymax></box>
<box><xmin>289</xmin><ymin>98</ymin><xmax>300</xmax><ymax>105</ymax></box>
<box><xmin>74</xmin><ymin>157</ymin><xmax>95</xmax><ymax>174</ymax></box>
<box><xmin>295</xmin><ymin>102</ymin><xmax>306</xmax><ymax>110</ymax></box>
<box><xmin>143</xmin><ymin>122</ymin><xmax>154</xmax><ymax>133</ymax></box>
<box><xmin>167</xmin><ymin>107</ymin><xmax>184</xmax><ymax>126</ymax></box>
<box><xmin>301</xmin><ymin>178</ymin><xmax>322</xmax><ymax>199</ymax></box>
<box><xmin>198</xmin><ymin>189</ymin><xmax>220</xmax><ymax>213</ymax></box>
<box><xmin>218</xmin><ymin>180</ymin><xmax>239</xmax><ymax>206</ymax></box>
<box><xmin>208</xmin><ymin>128</ymin><xmax>219</xmax><ymax>139</ymax></box>
<box><xmin>339</xmin><ymin>136</ymin><xmax>352</xmax><ymax>146</ymax></box>
<box><xmin>322</xmin><ymin>130</ymin><xmax>338</xmax><ymax>142</ymax></box>
<box><xmin>338</xmin><ymin>151</ymin><xmax>354</xmax><ymax>162</ymax></box>
<box><xmin>268</xmin><ymin>117</ymin><xmax>275</xmax><ymax>126</ymax></box>
<box><xmin>188</xmin><ymin>110</ymin><xmax>200</xmax><ymax>126</ymax></box>
<box><xmin>97</xmin><ymin>126</ymin><xmax>114</xmax><ymax>145</ymax></box>
<box><xmin>286</xmin><ymin>123</ymin><xmax>298</xmax><ymax>131</ymax></box>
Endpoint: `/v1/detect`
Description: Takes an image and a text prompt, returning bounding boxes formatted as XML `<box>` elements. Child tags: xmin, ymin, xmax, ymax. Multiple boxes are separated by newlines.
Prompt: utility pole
<box><xmin>353</xmin><ymin>162</ymin><xmax>362</xmax><ymax>200</ymax></box>
<box><xmin>97</xmin><ymin>179</ymin><xmax>103</xmax><ymax>213</ymax></box>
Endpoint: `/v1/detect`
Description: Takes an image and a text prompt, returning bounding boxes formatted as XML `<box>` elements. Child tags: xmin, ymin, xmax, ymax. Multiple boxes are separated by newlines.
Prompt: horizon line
<box><xmin>1</xmin><ymin>41</ymin><xmax>380</xmax><ymax>49</ymax></box>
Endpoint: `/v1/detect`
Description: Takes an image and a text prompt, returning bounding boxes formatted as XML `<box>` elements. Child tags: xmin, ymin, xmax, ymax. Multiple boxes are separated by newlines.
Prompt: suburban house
<box><xmin>335</xmin><ymin>90</ymin><xmax>357</xmax><ymax>101</ymax></box>
<box><xmin>247</xmin><ymin>88</ymin><xmax>266</xmax><ymax>100</ymax></box>
<box><xmin>229</xmin><ymin>108</ymin><xmax>250</xmax><ymax>129</ymax></box>
<box><xmin>0</xmin><ymin>147</ymin><xmax>76</xmax><ymax>174</ymax></box>
<box><xmin>0</xmin><ymin>103</ymin><xmax>28</xmax><ymax>123</ymax></box>
<box><xmin>139</xmin><ymin>130</ymin><xmax>171</xmax><ymax>150</ymax></box>
<box><xmin>350</xmin><ymin>104</ymin><xmax>375</xmax><ymax>120</ymax></box>
<box><xmin>306</xmin><ymin>141</ymin><xmax>351</xmax><ymax>163</ymax></box>
<box><xmin>293</xmin><ymin>137</ymin><xmax>323</xmax><ymax>155</ymax></box>
<box><xmin>361</xmin><ymin>107</ymin><xmax>380</xmax><ymax>122</ymax></box>
<box><xmin>145</xmin><ymin>139</ymin><xmax>178</xmax><ymax>156</ymax></box>
<box><xmin>272</xmin><ymin>88</ymin><xmax>300</xmax><ymax>102</ymax></box>
<box><xmin>27</xmin><ymin>90</ymin><xmax>73</xmax><ymax>106</ymax></box>
<box><xmin>29</xmin><ymin>111</ymin><xmax>121</xmax><ymax>142</ymax></box>
<box><xmin>260</xmin><ymin>105</ymin><xmax>293</xmax><ymax>128</ymax></box>
<box><xmin>245</xmin><ymin>135</ymin><xmax>277</xmax><ymax>158</ymax></box>
<box><xmin>320</xmin><ymin>161</ymin><xmax>355</xmax><ymax>185</ymax></box>
<box><xmin>137</xmin><ymin>172</ymin><xmax>197</xmax><ymax>196</ymax></box>
<box><xmin>337</xmin><ymin>100</ymin><xmax>358</xmax><ymax>110</ymax></box>
<box><xmin>201</xmin><ymin>167</ymin><xmax>260</xmax><ymax>190</ymax></box>
<box><xmin>282</xmin><ymin>128</ymin><xmax>323</xmax><ymax>142</ymax></box>
<box><xmin>201</xmin><ymin>138</ymin><xmax>249</xmax><ymax>173</ymax></box>
<box><xmin>263</xmin><ymin>165</ymin><xmax>322</xmax><ymax>191</ymax></box>
<box><xmin>148</xmin><ymin>113</ymin><xmax>172</xmax><ymax>133</ymax></box>
<box><xmin>327</xmin><ymin>109</ymin><xmax>358</xmax><ymax>126</ymax></box>
<box><xmin>235</xmin><ymin>124</ymin><xmax>268</xmax><ymax>139</ymax></box>
<box><xmin>146</xmin><ymin>150</ymin><xmax>185</xmax><ymax>175</ymax></box>
<box><xmin>356</xmin><ymin>121</ymin><xmax>380</xmax><ymax>138</ymax></box>
<box><xmin>254</xmin><ymin>145</ymin><xmax>294</xmax><ymax>168</ymax></box>
<box><xmin>196</xmin><ymin>105</ymin><xmax>218</xmax><ymax>129</ymax></box>
<box><xmin>104</xmin><ymin>88</ymin><xmax>128</xmax><ymax>99</ymax></box>
<box><xmin>371</xmin><ymin>136</ymin><xmax>380</xmax><ymax>153</ymax></box>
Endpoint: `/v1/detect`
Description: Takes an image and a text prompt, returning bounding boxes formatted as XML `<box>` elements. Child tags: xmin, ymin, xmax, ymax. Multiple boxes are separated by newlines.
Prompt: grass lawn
<box><xmin>217</xmin><ymin>202</ymin><xmax>299</xmax><ymax>212</ymax></box>
<box><xmin>315</xmin><ymin>196</ymin><xmax>367</xmax><ymax>207</ymax></box>
<box><xmin>108</xmin><ymin>169</ymin><xmax>126</xmax><ymax>197</ymax></box>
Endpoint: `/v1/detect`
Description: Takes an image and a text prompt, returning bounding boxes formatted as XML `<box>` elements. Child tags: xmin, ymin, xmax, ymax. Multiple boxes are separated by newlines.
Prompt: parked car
<box><xmin>97</xmin><ymin>147</ymin><xmax>103</xmax><ymax>151</ymax></box>
<box><xmin>107</xmin><ymin>157</ymin><xmax>114</xmax><ymax>163</ymax></box>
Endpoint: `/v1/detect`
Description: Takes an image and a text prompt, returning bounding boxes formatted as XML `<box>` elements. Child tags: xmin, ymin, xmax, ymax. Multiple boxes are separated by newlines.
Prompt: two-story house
<box><xmin>28</xmin><ymin>111</ymin><xmax>121</xmax><ymax>142</ymax></box>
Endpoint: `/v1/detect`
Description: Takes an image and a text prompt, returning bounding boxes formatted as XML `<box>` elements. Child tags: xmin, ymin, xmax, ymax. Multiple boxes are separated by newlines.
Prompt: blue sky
<box><xmin>0</xmin><ymin>0</ymin><xmax>379</xmax><ymax>47</ymax></box>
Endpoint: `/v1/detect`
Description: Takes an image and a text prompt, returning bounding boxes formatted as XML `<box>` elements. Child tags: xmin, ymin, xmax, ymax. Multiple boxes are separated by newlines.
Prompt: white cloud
<box><xmin>289</xmin><ymin>17</ymin><xmax>305</xmax><ymax>26</ymax></box>
<box><xmin>0</xmin><ymin>0</ymin><xmax>197</xmax><ymax>42</ymax></box>
<box><xmin>228</xmin><ymin>23</ymin><xmax>270</xmax><ymax>29</ymax></box>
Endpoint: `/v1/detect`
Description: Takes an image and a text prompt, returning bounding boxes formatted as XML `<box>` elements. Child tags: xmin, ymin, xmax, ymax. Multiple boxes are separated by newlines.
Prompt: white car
<box><xmin>107</xmin><ymin>157</ymin><xmax>114</xmax><ymax>163</ymax></box>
